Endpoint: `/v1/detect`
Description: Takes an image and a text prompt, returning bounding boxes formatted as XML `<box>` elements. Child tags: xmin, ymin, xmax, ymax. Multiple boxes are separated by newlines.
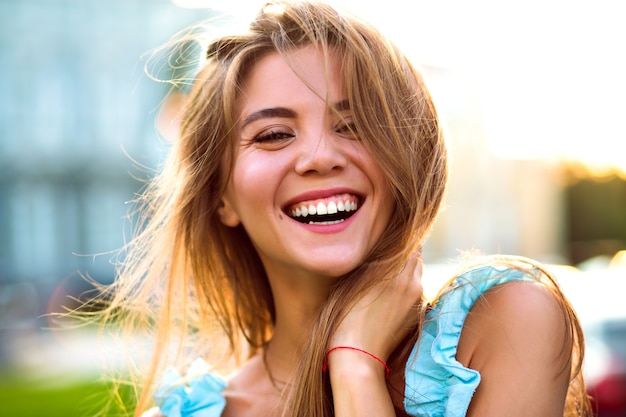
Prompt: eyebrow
<box><xmin>334</xmin><ymin>98</ymin><xmax>350</xmax><ymax>112</ymax></box>
<box><xmin>241</xmin><ymin>107</ymin><xmax>297</xmax><ymax>130</ymax></box>
<box><xmin>240</xmin><ymin>99</ymin><xmax>351</xmax><ymax>130</ymax></box>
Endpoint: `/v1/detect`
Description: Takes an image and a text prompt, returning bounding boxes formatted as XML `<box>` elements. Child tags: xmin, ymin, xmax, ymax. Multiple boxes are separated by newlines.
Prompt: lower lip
<box><xmin>291</xmin><ymin>210</ymin><xmax>359</xmax><ymax>234</ymax></box>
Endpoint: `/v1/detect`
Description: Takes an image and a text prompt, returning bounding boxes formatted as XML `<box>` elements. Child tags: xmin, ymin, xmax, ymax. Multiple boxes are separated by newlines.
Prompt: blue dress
<box><xmin>154</xmin><ymin>265</ymin><xmax>534</xmax><ymax>417</ymax></box>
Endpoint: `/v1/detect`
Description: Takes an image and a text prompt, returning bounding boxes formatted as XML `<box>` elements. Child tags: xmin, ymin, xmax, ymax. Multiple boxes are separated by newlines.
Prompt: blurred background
<box><xmin>1</xmin><ymin>0</ymin><xmax>624</xmax><ymax>415</ymax></box>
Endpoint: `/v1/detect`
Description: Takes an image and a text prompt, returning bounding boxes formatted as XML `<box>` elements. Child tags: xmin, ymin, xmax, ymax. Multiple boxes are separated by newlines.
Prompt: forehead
<box><xmin>236</xmin><ymin>45</ymin><xmax>345</xmax><ymax>114</ymax></box>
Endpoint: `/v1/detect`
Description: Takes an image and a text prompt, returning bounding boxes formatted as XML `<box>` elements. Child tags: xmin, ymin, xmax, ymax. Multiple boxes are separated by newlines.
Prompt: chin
<box><xmin>307</xmin><ymin>261</ymin><xmax>363</xmax><ymax>280</ymax></box>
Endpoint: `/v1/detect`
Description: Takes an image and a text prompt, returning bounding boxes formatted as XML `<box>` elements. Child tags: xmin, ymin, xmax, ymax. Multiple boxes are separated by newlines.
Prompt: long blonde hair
<box><xmin>95</xmin><ymin>1</ymin><xmax>590</xmax><ymax>416</ymax></box>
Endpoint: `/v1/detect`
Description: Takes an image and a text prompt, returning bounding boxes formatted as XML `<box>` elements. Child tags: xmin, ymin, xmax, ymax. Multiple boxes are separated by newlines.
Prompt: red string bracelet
<box><xmin>322</xmin><ymin>346</ymin><xmax>391</xmax><ymax>379</ymax></box>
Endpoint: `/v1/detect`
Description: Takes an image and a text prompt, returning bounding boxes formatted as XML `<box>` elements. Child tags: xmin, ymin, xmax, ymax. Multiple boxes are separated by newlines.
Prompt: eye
<box><xmin>335</xmin><ymin>119</ymin><xmax>359</xmax><ymax>139</ymax></box>
<box><xmin>253</xmin><ymin>127</ymin><xmax>296</xmax><ymax>144</ymax></box>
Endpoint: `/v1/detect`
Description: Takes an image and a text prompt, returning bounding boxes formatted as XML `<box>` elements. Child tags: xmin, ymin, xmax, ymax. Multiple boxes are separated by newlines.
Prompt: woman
<box><xmin>100</xmin><ymin>1</ymin><xmax>592</xmax><ymax>416</ymax></box>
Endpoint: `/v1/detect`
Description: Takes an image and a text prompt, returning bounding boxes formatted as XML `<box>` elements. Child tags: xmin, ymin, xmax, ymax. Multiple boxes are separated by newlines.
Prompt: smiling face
<box><xmin>219</xmin><ymin>46</ymin><xmax>395</xmax><ymax>282</ymax></box>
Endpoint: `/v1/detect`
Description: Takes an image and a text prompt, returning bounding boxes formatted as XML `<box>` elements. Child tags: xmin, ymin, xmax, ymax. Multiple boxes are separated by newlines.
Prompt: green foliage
<box><xmin>0</xmin><ymin>376</ymin><xmax>136</xmax><ymax>417</ymax></box>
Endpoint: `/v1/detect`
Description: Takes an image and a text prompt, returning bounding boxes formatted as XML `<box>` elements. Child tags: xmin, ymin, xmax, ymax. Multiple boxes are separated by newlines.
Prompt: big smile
<box><xmin>285</xmin><ymin>193</ymin><xmax>362</xmax><ymax>225</ymax></box>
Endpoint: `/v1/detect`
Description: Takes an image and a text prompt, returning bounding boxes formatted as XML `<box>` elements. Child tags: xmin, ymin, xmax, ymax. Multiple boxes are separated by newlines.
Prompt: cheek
<box><xmin>355</xmin><ymin>148</ymin><xmax>391</xmax><ymax>197</ymax></box>
<box><xmin>361</xmin><ymin>153</ymin><xmax>395</xmax><ymax>222</ymax></box>
<box><xmin>229</xmin><ymin>156</ymin><xmax>280</xmax><ymax>214</ymax></box>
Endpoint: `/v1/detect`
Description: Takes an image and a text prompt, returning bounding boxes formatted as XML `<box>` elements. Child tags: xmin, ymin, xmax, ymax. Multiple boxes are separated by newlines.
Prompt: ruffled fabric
<box><xmin>154</xmin><ymin>358</ymin><xmax>227</xmax><ymax>417</ymax></box>
<box><xmin>404</xmin><ymin>265</ymin><xmax>534</xmax><ymax>417</ymax></box>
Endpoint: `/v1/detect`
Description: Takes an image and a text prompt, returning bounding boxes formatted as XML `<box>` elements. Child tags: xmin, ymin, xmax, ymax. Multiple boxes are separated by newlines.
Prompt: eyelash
<box><xmin>335</xmin><ymin>121</ymin><xmax>358</xmax><ymax>138</ymax></box>
<box><xmin>253</xmin><ymin>128</ymin><xmax>295</xmax><ymax>143</ymax></box>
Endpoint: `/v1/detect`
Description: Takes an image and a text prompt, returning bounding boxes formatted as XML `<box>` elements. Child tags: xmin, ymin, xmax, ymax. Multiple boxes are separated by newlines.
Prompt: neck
<box><xmin>263</xmin><ymin>266</ymin><xmax>334</xmax><ymax>379</ymax></box>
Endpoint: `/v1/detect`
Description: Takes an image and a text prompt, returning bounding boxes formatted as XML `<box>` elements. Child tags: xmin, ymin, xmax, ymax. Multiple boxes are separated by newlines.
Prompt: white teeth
<box><xmin>289</xmin><ymin>197</ymin><xmax>359</xmax><ymax>221</ymax></box>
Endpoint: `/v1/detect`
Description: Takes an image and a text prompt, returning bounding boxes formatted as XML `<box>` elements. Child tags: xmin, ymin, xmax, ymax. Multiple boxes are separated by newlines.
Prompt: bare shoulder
<box><xmin>456</xmin><ymin>280</ymin><xmax>572</xmax><ymax>416</ymax></box>
<box><xmin>474</xmin><ymin>279</ymin><xmax>566</xmax><ymax>325</ymax></box>
<box><xmin>458</xmin><ymin>280</ymin><xmax>570</xmax><ymax>362</ymax></box>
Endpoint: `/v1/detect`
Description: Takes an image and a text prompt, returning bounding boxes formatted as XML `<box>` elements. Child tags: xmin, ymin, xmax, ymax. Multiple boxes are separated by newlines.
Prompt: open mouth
<box><xmin>285</xmin><ymin>194</ymin><xmax>362</xmax><ymax>225</ymax></box>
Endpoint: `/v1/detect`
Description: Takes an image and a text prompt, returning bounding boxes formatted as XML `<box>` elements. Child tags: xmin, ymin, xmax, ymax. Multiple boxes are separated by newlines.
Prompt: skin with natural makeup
<box><xmin>218</xmin><ymin>46</ymin><xmax>421</xmax><ymax>416</ymax></box>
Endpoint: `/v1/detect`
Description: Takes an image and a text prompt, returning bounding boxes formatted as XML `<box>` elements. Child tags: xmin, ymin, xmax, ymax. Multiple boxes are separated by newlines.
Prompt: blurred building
<box><xmin>422</xmin><ymin>67</ymin><xmax>568</xmax><ymax>265</ymax></box>
<box><xmin>0</xmin><ymin>0</ymin><xmax>216</xmax><ymax>359</ymax></box>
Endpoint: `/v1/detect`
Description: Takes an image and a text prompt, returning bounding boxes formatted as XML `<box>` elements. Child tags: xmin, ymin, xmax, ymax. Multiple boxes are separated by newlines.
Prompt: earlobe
<box><xmin>217</xmin><ymin>197</ymin><xmax>241</xmax><ymax>227</ymax></box>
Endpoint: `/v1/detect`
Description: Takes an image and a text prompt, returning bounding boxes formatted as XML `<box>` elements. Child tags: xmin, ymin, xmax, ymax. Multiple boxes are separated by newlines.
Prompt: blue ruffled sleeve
<box><xmin>153</xmin><ymin>358</ymin><xmax>227</xmax><ymax>417</ymax></box>
<box><xmin>404</xmin><ymin>265</ymin><xmax>534</xmax><ymax>417</ymax></box>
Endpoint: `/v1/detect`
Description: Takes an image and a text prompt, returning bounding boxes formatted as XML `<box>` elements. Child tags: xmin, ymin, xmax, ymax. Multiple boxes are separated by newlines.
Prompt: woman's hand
<box><xmin>330</xmin><ymin>250</ymin><xmax>423</xmax><ymax>362</ymax></box>
<box><xmin>327</xmin><ymin>251</ymin><xmax>424</xmax><ymax>416</ymax></box>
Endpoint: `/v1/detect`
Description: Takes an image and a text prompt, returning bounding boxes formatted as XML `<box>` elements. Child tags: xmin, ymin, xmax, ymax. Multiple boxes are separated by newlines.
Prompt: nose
<box><xmin>294</xmin><ymin>131</ymin><xmax>348</xmax><ymax>176</ymax></box>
